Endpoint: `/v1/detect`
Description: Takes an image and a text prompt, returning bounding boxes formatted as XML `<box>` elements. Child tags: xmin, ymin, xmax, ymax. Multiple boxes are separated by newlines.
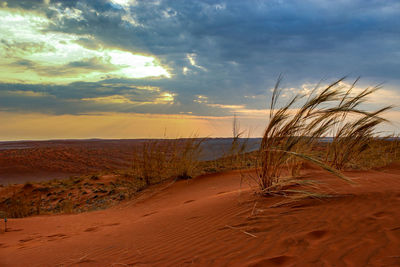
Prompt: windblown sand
<box><xmin>1</xmin><ymin>166</ymin><xmax>400</xmax><ymax>266</ymax></box>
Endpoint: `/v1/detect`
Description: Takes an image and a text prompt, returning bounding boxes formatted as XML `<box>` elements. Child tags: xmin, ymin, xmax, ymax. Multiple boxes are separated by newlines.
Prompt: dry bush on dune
<box><xmin>170</xmin><ymin>138</ymin><xmax>205</xmax><ymax>179</ymax></box>
<box><xmin>257</xmin><ymin>76</ymin><xmax>392</xmax><ymax>195</ymax></box>
<box><xmin>130</xmin><ymin>138</ymin><xmax>204</xmax><ymax>185</ymax></box>
<box><xmin>257</xmin><ymin>77</ymin><xmax>348</xmax><ymax>193</ymax></box>
<box><xmin>131</xmin><ymin>140</ymin><xmax>171</xmax><ymax>185</ymax></box>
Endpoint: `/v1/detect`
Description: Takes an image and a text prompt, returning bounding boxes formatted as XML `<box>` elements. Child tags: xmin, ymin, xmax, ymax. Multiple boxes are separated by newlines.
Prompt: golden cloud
<box><xmin>0</xmin><ymin>8</ymin><xmax>171</xmax><ymax>84</ymax></box>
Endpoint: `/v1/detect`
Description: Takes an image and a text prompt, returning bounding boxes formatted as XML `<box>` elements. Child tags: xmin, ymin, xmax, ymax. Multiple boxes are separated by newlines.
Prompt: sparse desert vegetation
<box><xmin>0</xmin><ymin>174</ymin><xmax>145</xmax><ymax>218</ymax></box>
<box><xmin>0</xmin><ymin>137</ymin><xmax>258</xmax><ymax>218</ymax></box>
<box><xmin>1</xmin><ymin>0</ymin><xmax>400</xmax><ymax>265</ymax></box>
<box><xmin>1</xmin><ymin>78</ymin><xmax>399</xmax><ymax>219</ymax></box>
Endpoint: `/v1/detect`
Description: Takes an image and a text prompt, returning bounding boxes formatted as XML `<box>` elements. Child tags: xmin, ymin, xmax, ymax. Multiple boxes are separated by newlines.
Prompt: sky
<box><xmin>0</xmin><ymin>0</ymin><xmax>399</xmax><ymax>140</ymax></box>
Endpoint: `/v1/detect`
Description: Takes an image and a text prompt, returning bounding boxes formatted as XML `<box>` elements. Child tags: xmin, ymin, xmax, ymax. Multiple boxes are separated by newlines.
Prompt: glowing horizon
<box><xmin>0</xmin><ymin>111</ymin><xmax>267</xmax><ymax>141</ymax></box>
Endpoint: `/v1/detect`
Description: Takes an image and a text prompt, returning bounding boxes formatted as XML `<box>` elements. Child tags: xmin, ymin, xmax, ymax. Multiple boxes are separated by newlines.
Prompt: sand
<box><xmin>1</xmin><ymin>166</ymin><xmax>400</xmax><ymax>266</ymax></box>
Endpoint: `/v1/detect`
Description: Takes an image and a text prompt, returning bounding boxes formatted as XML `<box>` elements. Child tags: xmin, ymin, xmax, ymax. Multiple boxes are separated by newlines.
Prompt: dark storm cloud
<box><xmin>2</xmin><ymin>0</ymin><xmax>400</xmax><ymax>115</ymax></box>
<box><xmin>0</xmin><ymin>80</ymin><xmax>231</xmax><ymax>116</ymax></box>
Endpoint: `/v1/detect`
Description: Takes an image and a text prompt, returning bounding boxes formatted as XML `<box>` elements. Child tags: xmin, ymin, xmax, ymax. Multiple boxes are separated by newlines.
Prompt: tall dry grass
<box><xmin>227</xmin><ymin>114</ymin><xmax>251</xmax><ymax>168</ymax></box>
<box><xmin>130</xmin><ymin>137</ymin><xmax>204</xmax><ymax>185</ymax></box>
<box><xmin>257</xmin><ymin>76</ymin><xmax>392</xmax><ymax>195</ymax></box>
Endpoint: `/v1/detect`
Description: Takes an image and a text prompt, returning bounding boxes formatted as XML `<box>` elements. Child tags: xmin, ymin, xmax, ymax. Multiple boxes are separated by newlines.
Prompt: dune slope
<box><xmin>1</xmin><ymin>167</ymin><xmax>400</xmax><ymax>266</ymax></box>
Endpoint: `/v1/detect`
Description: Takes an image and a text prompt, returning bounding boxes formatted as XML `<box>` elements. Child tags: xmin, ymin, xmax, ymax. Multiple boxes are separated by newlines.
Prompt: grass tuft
<box><xmin>256</xmin><ymin>76</ymin><xmax>393</xmax><ymax>196</ymax></box>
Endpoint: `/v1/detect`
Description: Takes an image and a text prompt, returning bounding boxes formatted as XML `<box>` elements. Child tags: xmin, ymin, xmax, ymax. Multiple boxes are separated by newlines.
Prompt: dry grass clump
<box><xmin>130</xmin><ymin>138</ymin><xmax>204</xmax><ymax>185</ymax></box>
<box><xmin>257</xmin><ymin>76</ymin><xmax>392</xmax><ymax>195</ymax></box>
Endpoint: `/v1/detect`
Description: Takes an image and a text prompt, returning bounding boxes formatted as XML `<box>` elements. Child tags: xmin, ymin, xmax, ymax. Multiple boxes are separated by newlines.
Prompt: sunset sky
<box><xmin>0</xmin><ymin>0</ymin><xmax>399</xmax><ymax>140</ymax></box>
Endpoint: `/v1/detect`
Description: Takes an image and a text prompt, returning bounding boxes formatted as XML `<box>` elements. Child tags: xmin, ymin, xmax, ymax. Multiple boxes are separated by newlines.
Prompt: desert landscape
<box><xmin>1</xmin><ymin>79</ymin><xmax>400</xmax><ymax>266</ymax></box>
<box><xmin>1</xmin><ymin>0</ymin><xmax>400</xmax><ymax>266</ymax></box>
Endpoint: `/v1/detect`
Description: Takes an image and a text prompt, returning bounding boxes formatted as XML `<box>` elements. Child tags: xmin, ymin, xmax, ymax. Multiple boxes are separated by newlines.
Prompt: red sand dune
<box><xmin>0</xmin><ymin>140</ymin><xmax>141</xmax><ymax>184</ymax></box>
<box><xmin>1</xmin><ymin>166</ymin><xmax>400</xmax><ymax>266</ymax></box>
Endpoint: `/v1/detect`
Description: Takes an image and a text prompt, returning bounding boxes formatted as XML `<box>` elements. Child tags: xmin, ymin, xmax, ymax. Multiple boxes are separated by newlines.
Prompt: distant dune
<box><xmin>0</xmin><ymin>138</ymin><xmax>261</xmax><ymax>185</ymax></box>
